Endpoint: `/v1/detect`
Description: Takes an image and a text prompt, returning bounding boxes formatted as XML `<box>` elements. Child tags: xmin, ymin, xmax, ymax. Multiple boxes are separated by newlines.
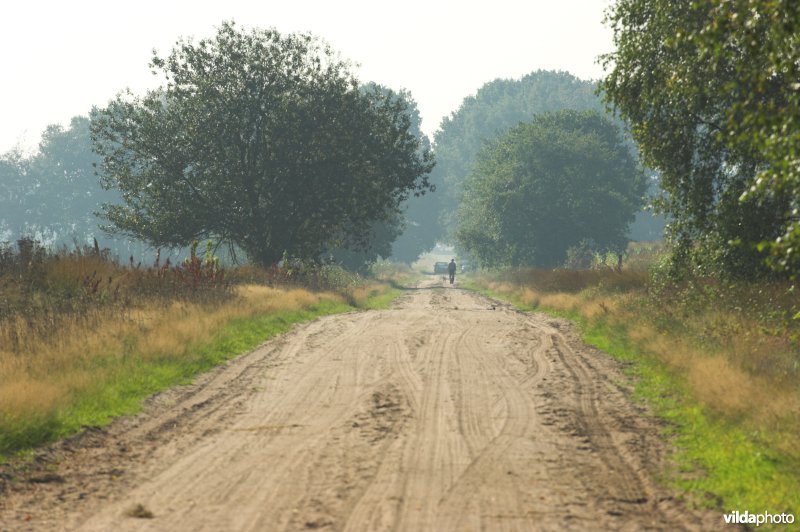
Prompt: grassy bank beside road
<box><xmin>0</xmin><ymin>243</ymin><xmax>402</xmax><ymax>460</ymax></box>
<box><xmin>465</xmin><ymin>267</ymin><xmax>800</xmax><ymax>518</ymax></box>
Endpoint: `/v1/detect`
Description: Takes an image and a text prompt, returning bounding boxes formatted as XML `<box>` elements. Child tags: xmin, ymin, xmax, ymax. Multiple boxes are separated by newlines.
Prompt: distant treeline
<box><xmin>425</xmin><ymin>70</ymin><xmax>665</xmax><ymax>268</ymax></box>
<box><xmin>7</xmin><ymin>10</ymin><xmax>793</xmax><ymax>279</ymax></box>
<box><xmin>1</xmin><ymin>65</ymin><xmax>667</xmax><ymax>273</ymax></box>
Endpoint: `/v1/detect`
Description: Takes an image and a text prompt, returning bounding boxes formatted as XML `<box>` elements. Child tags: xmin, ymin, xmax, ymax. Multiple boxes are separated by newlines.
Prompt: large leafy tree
<box><xmin>326</xmin><ymin>211</ymin><xmax>403</xmax><ymax>273</ymax></box>
<box><xmin>92</xmin><ymin>22</ymin><xmax>434</xmax><ymax>265</ymax></box>
<box><xmin>434</xmin><ymin>71</ymin><xmax>610</xmax><ymax>239</ymax></box>
<box><xmin>26</xmin><ymin>118</ymin><xmax>114</xmax><ymax>241</ymax></box>
<box><xmin>326</xmin><ymin>83</ymin><xmax>435</xmax><ymax>268</ymax></box>
<box><xmin>456</xmin><ymin>110</ymin><xmax>645</xmax><ymax>267</ymax></box>
<box><xmin>695</xmin><ymin>0</ymin><xmax>799</xmax><ymax>273</ymax></box>
<box><xmin>600</xmin><ymin>0</ymin><xmax>798</xmax><ymax>277</ymax></box>
<box><xmin>387</xmin><ymin>89</ymin><xmax>437</xmax><ymax>264</ymax></box>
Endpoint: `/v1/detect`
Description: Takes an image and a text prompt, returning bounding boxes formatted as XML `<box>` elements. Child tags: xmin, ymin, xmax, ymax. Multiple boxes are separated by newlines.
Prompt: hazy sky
<box><xmin>0</xmin><ymin>0</ymin><xmax>614</xmax><ymax>154</ymax></box>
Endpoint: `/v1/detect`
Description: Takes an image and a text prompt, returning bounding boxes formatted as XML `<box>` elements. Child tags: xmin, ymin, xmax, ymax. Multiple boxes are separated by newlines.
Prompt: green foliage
<box><xmin>0</xmin><ymin>117</ymin><xmax>165</xmax><ymax>262</ymax></box>
<box><xmin>433</xmin><ymin>71</ymin><xmax>608</xmax><ymax>239</ymax></box>
<box><xmin>376</xmin><ymin>86</ymin><xmax>439</xmax><ymax>265</ymax></box>
<box><xmin>391</xmin><ymin>192</ymin><xmax>441</xmax><ymax>263</ymax></box>
<box><xmin>600</xmin><ymin>0</ymin><xmax>798</xmax><ymax>278</ymax></box>
<box><xmin>693</xmin><ymin>1</ymin><xmax>799</xmax><ymax>274</ymax></box>
<box><xmin>91</xmin><ymin>21</ymin><xmax>434</xmax><ymax>266</ymax></box>
<box><xmin>431</xmin><ymin>70</ymin><xmax>663</xmax><ymax>247</ymax></box>
<box><xmin>0</xmin><ymin>118</ymin><xmax>124</xmax><ymax>247</ymax></box>
<box><xmin>470</xmin><ymin>272</ymin><xmax>800</xmax><ymax>516</ymax></box>
<box><xmin>0</xmin><ymin>152</ymin><xmax>27</xmax><ymax>235</ymax></box>
<box><xmin>325</xmin><ymin>83</ymin><xmax>434</xmax><ymax>269</ymax></box>
<box><xmin>563</xmin><ymin>239</ymin><xmax>604</xmax><ymax>270</ymax></box>
<box><xmin>456</xmin><ymin>110</ymin><xmax>646</xmax><ymax>267</ymax></box>
<box><xmin>327</xmin><ymin>214</ymin><xmax>402</xmax><ymax>273</ymax></box>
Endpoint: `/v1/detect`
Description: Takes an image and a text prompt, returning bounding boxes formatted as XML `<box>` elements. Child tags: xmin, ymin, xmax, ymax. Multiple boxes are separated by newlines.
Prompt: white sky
<box><xmin>0</xmin><ymin>0</ymin><xmax>614</xmax><ymax>154</ymax></box>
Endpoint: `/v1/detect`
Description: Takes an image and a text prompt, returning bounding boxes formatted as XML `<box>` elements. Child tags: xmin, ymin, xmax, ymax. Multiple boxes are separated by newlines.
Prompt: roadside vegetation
<box><xmin>1</xmin><ymin>7</ymin><xmax>797</xmax><ymax>520</ymax></box>
<box><xmin>456</xmin><ymin>110</ymin><xmax>645</xmax><ymax>268</ymax></box>
<box><xmin>0</xmin><ymin>23</ymin><xmax>430</xmax><ymax>462</ymax></box>
<box><xmin>601</xmin><ymin>0</ymin><xmax>799</xmax><ymax>276</ymax></box>
<box><xmin>0</xmin><ymin>239</ymin><xmax>403</xmax><ymax>460</ymax></box>
<box><xmin>466</xmin><ymin>243</ymin><xmax>800</xmax><ymax>515</ymax></box>
<box><xmin>449</xmin><ymin>4</ymin><xmax>798</xmax><ymax>517</ymax></box>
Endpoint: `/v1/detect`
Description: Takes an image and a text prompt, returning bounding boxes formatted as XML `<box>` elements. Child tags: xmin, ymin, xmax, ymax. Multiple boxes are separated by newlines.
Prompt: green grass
<box><xmin>582</xmin><ymin>318</ymin><xmax>800</xmax><ymax>516</ymax></box>
<box><xmin>465</xmin><ymin>280</ymin><xmax>800</xmax><ymax>523</ymax></box>
<box><xmin>64</xmin><ymin>299</ymin><xmax>351</xmax><ymax>427</ymax></box>
<box><xmin>1</xmin><ymin>291</ymin><xmax>398</xmax><ymax>461</ymax></box>
<box><xmin>357</xmin><ymin>287</ymin><xmax>405</xmax><ymax>310</ymax></box>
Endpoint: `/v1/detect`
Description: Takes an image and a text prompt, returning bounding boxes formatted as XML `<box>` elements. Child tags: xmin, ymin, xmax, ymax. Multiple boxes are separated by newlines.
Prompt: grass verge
<box><xmin>0</xmin><ymin>282</ymin><xmax>400</xmax><ymax>461</ymax></box>
<box><xmin>465</xmin><ymin>275</ymin><xmax>800</xmax><ymax>521</ymax></box>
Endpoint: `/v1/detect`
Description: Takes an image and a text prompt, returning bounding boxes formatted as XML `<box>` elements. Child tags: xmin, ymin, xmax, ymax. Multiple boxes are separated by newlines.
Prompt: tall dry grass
<box><xmin>0</xmin><ymin>240</ymin><xmax>382</xmax><ymax>456</ymax></box>
<box><xmin>477</xmin><ymin>257</ymin><xmax>800</xmax><ymax>456</ymax></box>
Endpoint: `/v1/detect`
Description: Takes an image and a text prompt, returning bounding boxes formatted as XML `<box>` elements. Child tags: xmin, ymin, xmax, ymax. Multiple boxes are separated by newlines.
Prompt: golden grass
<box><xmin>349</xmin><ymin>283</ymin><xmax>380</xmax><ymax>303</ymax></box>
<box><xmin>477</xmin><ymin>269</ymin><xmax>800</xmax><ymax>456</ymax></box>
<box><xmin>629</xmin><ymin>321</ymin><xmax>796</xmax><ymax>416</ymax></box>
<box><xmin>0</xmin><ymin>284</ymin><xmax>342</xmax><ymax>430</ymax></box>
<box><xmin>0</xmin><ymin>244</ymin><xmax>399</xmax><ymax>455</ymax></box>
<box><xmin>0</xmin><ymin>380</ymin><xmax>63</xmax><ymax>424</ymax></box>
<box><xmin>43</xmin><ymin>253</ymin><xmax>119</xmax><ymax>287</ymax></box>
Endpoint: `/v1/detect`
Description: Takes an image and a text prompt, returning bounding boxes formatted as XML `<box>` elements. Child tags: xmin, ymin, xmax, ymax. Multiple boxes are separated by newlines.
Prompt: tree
<box><xmin>600</xmin><ymin>0</ymin><xmax>798</xmax><ymax>277</ymax></box>
<box><xmin>693</xmin><ymin>0</ymin><xmax>799</xmax><ymax>274</ymax></box>
<box><xmin>386</xmin><ymin>89</ymin><xmax>437</xmax><ymax>264</ymax></box>
<box><xmin>27</xmin><ymin>118</ymin><xmax>117</xmax><ymax>241</ymax></box>
<box><xmin>434</xmin><ymin>71</ymin><xmax>610</xmax><ymax>240</ymax></box>
<box><xmin>324</xmin><ymin>83</ymin><xmax>436</xmax><ymax>267</ymax></box>
<box><xmin>0</xmin><ymin>117</ymin><xmax>125</xmax><ymax>250</ymax></box>
<box><xmin>390</xmin><ymin>192</ymin><xmax>437</xmax><ymax>263</ymax></box>
<box><xmin>456</xmin><ymin>110</ymin><xmax>645</xmax><ymax>268</ymax></box>
<box><xmin>0</xmin><ymin>150</ymin><xmax>27</xmax><ymax>239</ymax></box>
<box><xmin>326</xmin><ymin>212</ymin><xmax>403</xmax><ymax>273</ymax></box>
<box><xmin>91</xmin><ymin>22</ymin><xmax>434</xmax><ymax>265</ymax></box>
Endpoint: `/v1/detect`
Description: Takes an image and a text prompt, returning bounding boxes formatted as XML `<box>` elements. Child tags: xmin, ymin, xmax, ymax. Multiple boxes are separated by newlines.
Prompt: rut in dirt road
<box><xmin>1</xmin><ymin>280</ymin><xmax>716</xmax><ymax>531</ymax></box>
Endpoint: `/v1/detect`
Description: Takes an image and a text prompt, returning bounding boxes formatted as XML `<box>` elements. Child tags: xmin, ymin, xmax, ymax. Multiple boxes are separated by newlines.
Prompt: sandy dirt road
<box><xmin>1</xmin><ymin>279</ymin><xmax>718</xmax><ymax>531</ymax></box>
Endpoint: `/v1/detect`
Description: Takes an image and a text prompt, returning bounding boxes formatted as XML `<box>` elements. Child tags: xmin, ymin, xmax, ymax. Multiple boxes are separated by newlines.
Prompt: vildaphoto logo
<box><xmin>723</xmin><ymin>510</ymin><xmax>795</xmax><ymax>527</ymax></box>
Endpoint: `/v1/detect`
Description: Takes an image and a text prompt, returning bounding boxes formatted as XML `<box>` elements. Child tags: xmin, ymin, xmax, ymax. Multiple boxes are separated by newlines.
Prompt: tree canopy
<box><xmin>0</xmin><ymin>117</ymin><xmax>123</xmax><ymax>249</ymax></box>
<box><xmin>325</xmin><ymin>83</ymin><xmax>435</xmax><ymax>269</ymax></box>
<box><xmin>91</xmin><ymin>22</ymin><xmax>434</xmax><ymax>265</ymax></box>
<box><xmin>432</xmin><ymin>71</ymin><xmax>609</xmax><ymax>240</ymax></box>
<box><xmin>456</xmin><ymin>110</ymin><xmax>646</xmax><ymax>268</ymax></box>
<box><xmin>600</xmin><ymin>0</ymin><xmax>798</xmax><ymax>277</ymax></box>
<box><xmin>387</xmin><ymin>91</ymin><xmax>437</xmax><ymax>265</ymax></box>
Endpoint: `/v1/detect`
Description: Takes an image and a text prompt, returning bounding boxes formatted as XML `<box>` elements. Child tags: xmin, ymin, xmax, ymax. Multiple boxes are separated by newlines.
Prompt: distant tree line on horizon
<box><xmin>426</xmin><ymin>69</ymin><xmax>663</xmax><ymax>268</ymax></box>
<box><xmin>3</xmin><ymin>8</ymin><xmax>795</xmax><ymax>279</ymax></box>
<box><xmin>0</xmin><ymin>63</ymin><xmax>661</xmax><ymax>271</ymax></box>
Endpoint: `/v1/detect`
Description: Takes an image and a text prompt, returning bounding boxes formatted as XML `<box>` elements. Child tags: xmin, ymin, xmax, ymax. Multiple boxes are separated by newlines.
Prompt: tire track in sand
<box><xmin>0</xmin><ymin>280</ymin><xmax>717</xmax><ymax>531</ymax></box>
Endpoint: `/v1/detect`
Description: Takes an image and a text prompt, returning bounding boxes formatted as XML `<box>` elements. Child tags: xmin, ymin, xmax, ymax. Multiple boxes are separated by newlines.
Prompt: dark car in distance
<box><xmin>433</xmin><ymin>261</ymin><xmax>450</xmax><ymax>274</ymax></box>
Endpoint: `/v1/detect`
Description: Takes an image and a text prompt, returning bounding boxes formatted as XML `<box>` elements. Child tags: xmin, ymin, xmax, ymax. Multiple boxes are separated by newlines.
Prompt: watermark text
<box><xmin>723</xmin><ymin>510</ymin><xmax>795</xmax><ymax>527</ymax></box>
